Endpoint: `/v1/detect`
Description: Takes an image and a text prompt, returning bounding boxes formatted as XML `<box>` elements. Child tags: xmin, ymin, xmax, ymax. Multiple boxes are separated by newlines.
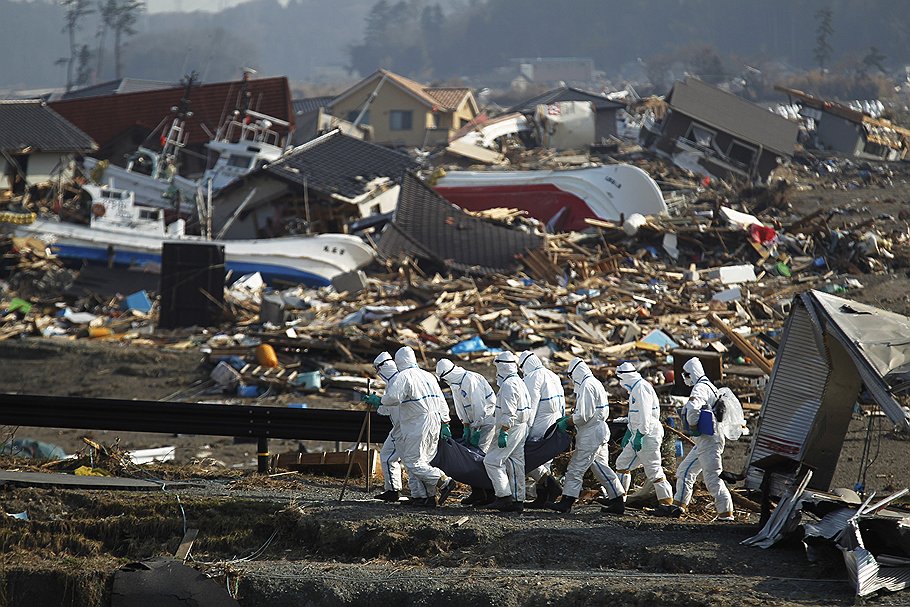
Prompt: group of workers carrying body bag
<box><xmin>364</xmin><ymin>347</ymin><xmax>743</xmax><ymax>520</ymax></box>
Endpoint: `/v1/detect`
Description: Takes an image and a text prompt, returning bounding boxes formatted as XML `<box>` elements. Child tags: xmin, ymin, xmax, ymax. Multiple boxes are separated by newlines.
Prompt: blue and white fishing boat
<box><xmin>14</xmin><ymin>184</ymin><xmax>374</xmax><ymax>287</ymax></box>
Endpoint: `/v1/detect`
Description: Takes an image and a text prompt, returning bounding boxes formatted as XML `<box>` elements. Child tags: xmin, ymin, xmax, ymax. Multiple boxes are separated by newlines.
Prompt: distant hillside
<box><xmin>3</xmin><ymin>0</ymin><xmax>910</xmax><ymax>93</ymax></box>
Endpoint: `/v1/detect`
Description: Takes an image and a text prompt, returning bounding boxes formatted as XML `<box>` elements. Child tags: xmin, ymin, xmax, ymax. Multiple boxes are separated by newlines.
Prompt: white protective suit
<box><xmin>483</xmin><ymin>352</ymin><xmax>533</xmax><ymax>501</ymax></box>
<box><xmin>374</xmin><ymin>352</ymin><xmax>403</xmax><ymax>493</ymax></box>
<box><xmin>381</xmin><ymin>347</ymin><xmax>448</xmax><ymax>498</ymax></box>
<box><xmin>436</xmin><ymin>359</ymin><xmax>496</xmax><ymax>452</ymax></box>
<box><xmin>561</xmin><ymin>358</ymin><xmax>625</xmax><ymax>500</ymax></box>
<box><xmin>519</xmin><ymin>351</ymin><xmax>566</xmax><ymax>496</ymax></box>
<box><xmin>673</xmin><ymin>357</ymin><xmax>734</xmax><ymax>516</ymax></box>
<box><xmin>613</xmin><ymin>363</ymin><xmax>674</xmax><ymax>504</ymax></box>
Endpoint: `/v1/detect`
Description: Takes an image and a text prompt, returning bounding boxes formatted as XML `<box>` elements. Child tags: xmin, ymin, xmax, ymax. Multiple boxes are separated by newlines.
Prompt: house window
<box><xmin>684</xmin><ymin>123</ymin><xmax>715</xmax><ymax>148</ymax></box>
<box><xmin>346</xmin><ymin>110</ymin><xmax>370</xmax><ymax>125</ymax></box>
<box><xmin>460</xmin><ymin>118</ymin><xmax>471</xmax><ymax>128</ymax></box>
<box><xmin>389</xmin><ymin>110</ymin><xmax>413</xmax><ymax>131</ymax></box>
<box><xmin>727</xmin><ymin>141</ymin><xmax>756</xmax><ymax>167</ymax></box>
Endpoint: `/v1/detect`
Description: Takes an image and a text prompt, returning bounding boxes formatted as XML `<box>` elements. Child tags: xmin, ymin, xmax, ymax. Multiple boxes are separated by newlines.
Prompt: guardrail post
<box><xmin>257</xmin><ymin>436</ymin><xmax>269</xmax><ymax>474</ymax></box>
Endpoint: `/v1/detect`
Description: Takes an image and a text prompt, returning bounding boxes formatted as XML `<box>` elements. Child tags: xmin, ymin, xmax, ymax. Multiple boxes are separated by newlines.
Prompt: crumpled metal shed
<box><xmin>744</xmin><ymin>290</ymin><xmax>910</xmax><ymax>496</ymax></box>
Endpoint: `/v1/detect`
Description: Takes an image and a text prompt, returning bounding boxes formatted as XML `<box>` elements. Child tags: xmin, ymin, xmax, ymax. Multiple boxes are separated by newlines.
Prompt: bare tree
<box><xmin>96</xmin><ymin>0</ymin><xmax>118</xmax><ymax>82</ymax></box>
<box><xmin>57</xmin><ymin>0</ymin><xmax>94</xmax><ymax>92</ymax></box>
<box><xmin>111</xmin><ymin>0</ymin><xmax>146</xmax><ymax>79</ymax></box>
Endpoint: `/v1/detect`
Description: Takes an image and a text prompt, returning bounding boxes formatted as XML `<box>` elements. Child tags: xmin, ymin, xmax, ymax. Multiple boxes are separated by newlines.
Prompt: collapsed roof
<box><xmin>377</xmin><ymin>172</ymin><xmax>544</xmax><ymax>275</ymax></box>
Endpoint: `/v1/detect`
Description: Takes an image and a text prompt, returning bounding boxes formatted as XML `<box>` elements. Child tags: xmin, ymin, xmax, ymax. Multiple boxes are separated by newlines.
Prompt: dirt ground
<box><xmin>2</xmin><ymin>167</ymin><xmax>910</xmax><ymax>605</ymax></box>
<box><xmin>0</xmin><ymin>337</ymin><xmax>908</xmax><ymax>606</ymax></box>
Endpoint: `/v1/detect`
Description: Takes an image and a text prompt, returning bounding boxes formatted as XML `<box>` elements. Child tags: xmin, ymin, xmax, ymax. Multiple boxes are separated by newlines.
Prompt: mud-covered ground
<box><xmin>2</xmin><ymin>173</ymin><xmax>910</xmax><ymax>605</ymax></box>
<box><xmin>0</xmin><ymin>468</ymin><xmax>905</xmax><ymax>607</ymax></box>
<box><xmin>0</xmin><ymin>338</ymin><xmax>909</xmax><ymax>606</ymax></box>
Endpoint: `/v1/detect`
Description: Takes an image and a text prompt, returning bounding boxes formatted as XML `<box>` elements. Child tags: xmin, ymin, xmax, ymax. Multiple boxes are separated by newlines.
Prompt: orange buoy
<box><xmin>256</xmin><ymin>343</ymin><xmax>279</xmax><ymax>368</ymax></box>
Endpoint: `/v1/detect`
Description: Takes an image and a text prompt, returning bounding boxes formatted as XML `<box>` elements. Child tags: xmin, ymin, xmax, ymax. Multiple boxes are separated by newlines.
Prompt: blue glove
<box><xmin>621</xmin><ymin>428</ymin><xmax>632</xmax><ymax>448</ymax></box>
<box><xmin>470</xmin><ymin>429</ymin><xmax>481</xmax><ymax>447</ymax></box>
<box><xmin>362</xmin><ymin>393</ymin><xmax>382</xmax><ymax>408</ymax></box>
<box><xmin>497</xmin><ymin>428</ymin><xmax>508</xmax><ymax>448</ymax></box>
<box><xmin>462</xmin><ymin>426</ymin><xmax>472</xmax><ymax>443</ymax></box>
<box><xmin>632</xmin><ymin>430</ymin><xmax>644</xmax><ymax>452</ymax></box>
<box><xmin>556</xmin><ymin>415</ymin><xmax>571</xmax><ymax>432</ymax></box>
<box><xmin>441</xmin><ymin>423</ymin><xmax>452</xmax><ymax>439</ymax></box>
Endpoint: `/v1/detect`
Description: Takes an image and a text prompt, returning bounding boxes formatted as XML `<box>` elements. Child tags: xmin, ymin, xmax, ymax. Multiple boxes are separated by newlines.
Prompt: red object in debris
<box><xmin>665</xmin><ymin>369</ymin><xmax>675</xmax><ymax>383</ymax></box>
<box><xmin>749</xmin><ymin>223</ymin><xmax>777</xmax><ymax>245</ymax></box>
<box><xmin>702</xmin><ymin>175</ymin><xmax>712</xmax><ymax>187</ymax></box>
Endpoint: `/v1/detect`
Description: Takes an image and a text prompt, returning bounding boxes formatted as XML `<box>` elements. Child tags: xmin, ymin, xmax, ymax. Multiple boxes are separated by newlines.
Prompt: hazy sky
<box><xmin>146</xmin><ymin>0</ymin><xmax>264</xmax><ymax>12</ymax></box>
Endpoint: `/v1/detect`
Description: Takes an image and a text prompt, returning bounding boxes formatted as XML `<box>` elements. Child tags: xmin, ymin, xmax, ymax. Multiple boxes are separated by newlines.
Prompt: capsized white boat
<box><xmin>434</xmin><ymin>164</ymin><xmax>667</xmax><ymax>231</ymax></box>
<box><xmin>15</xmin><ymin>185</ymin><xmax>374</xmax><ymax>287</ymax></box>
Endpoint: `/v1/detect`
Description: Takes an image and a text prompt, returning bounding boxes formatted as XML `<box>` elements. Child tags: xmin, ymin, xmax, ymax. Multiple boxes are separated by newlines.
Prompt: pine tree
<box><xmin>813</xmin><ymin>7</ymin><xmax>834</xmax><ymax>72</ymax></box>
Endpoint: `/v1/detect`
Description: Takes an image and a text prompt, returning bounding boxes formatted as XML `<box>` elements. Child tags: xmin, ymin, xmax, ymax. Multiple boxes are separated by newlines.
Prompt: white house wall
<box><xmin>355</xmin><ymin>185</ymin><xmax>399</xmax><ymax>218</ymax></box>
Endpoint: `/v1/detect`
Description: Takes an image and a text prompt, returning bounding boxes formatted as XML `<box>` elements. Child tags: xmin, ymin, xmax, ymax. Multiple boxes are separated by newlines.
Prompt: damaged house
<box><xmin>211</xmin><ymin>129</ymin><xmax>419</xmax><ymax>238</ymax></box>
<box><xmin>0</xmin><ymin>100</ymin><xmax>96</xmax><ymax>195</ymax></box>
<box><xmin>327</xmin><ymin>69</ymin><xmax>479</xmax><ymax>149</ymax></box>
<box><xmin>776</xmin><ymin>85</ymin><xmax>910</xmax><ymax>161</ymax></box>
<box><xmin>508</xmin><ymin>86</ymin><xmax>626</xmax><ymax>144</ymax></box>
<box><xmin>642</xmin><ymin>77</ymin><xmax>798</xmax><ymax>182</ymax></box>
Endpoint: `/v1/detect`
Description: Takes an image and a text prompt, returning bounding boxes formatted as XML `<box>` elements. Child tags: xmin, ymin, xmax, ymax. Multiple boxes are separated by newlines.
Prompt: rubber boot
<box><xmin>373</xmin><ymin>489</ymin><xmax>399</xmax><ymax>502</ymax></box>
<box><xmin>599</xmin><ymin>496</ymin><xmax>625</xmax><ymax>515</ymax></box>
<box><xmin>524</xmin><ymin>476</ymin><xmax>551</xmax><ymax>509</ymax></box>
<box><xmin>485</xmin><ymin>496</ymin><xmax>514</xmax><ymax>511</ymax></box>
<box><xmin>547</xmin><ymin>495</ymin><xmax>576</xmax><ymax>514</ymax></box>
<box><xmin>437</xmin><ymin>478</ymin><xmax>456</xmax><ymax>506</ymax></box>
<box><xmin>477</xmin><ymin>488</ymin><xmax>496</xmax><ymax>507</ymax></box>
<box><xmin>654</xmin><ymin>503</ymin><xmax>682</xmax><ymax>518</ymax></box>
<box><xmin>461</xmin><ymin>487</ymin><xmax>485</xmax><ymax>506</ymax></box>
<box><xmin>546</xmin><ymin>474</ymin><xmax>563</xmax><ymax>503</ymax></box>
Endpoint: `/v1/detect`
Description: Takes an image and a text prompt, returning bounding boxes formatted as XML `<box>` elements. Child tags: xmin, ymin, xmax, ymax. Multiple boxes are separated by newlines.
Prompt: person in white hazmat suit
<box><xmin>371</xmin><ymin>352</ymin><xmax>404</xmax><ymax>502</ymax></box>
<box><xmin>483</xmin><ymin>351</ymin><xmax>533</xmax><ymax>513</ymax></box>
<box><xmin>548</xmin><ymin>357</ymin><xmax>625</xmax><ymax>514</ymax></box>
<box><xmin>612</xmin><ymin>361</ymin><xmax>675</xmax><ymax>515</ymax></box>
<box><xmin>518</xmin><ymin>351</ymin><xmax>566</xmax><ymax>508</ymax></box>
<box><xmin>435</xmin><ymin>358</ymin><xmax>497</xmax><ymax>506</ymax></box>
<box><xmin>380</xmin><ymin>346</ymin><xmax>456</xmax><ymax>507</ymax></box>
<box><xmin>671</xmin><ymin>357</ymin><xmax>734</xmax><ymax>521</ymax></box>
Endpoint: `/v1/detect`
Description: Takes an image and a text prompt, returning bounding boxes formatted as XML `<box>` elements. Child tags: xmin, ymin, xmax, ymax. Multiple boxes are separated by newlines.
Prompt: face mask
<box><xmin>683</xmin><ymin>373</ymin><xmax>694</xmax><ymax>387</ymax></box>
<box><xmin>377</xmin><ymin>364</ymin><xmax>397</xmax><ymax>383</ymax></box>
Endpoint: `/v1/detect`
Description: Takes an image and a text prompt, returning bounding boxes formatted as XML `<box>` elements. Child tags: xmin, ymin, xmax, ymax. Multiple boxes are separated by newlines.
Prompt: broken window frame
<box><xmin>727</xmin><ymin>140</ymin><xmax>757</xmax><ymax>168</ymax></box>
<box><xmin>389</xmin><ymin>110</ymin><xmax>413</xmax><ymax>131</ymax></box>
<box><xmin>684</xmin><ymin>123</ymin><xmax>716</xmax><ymax>149</ymax></box>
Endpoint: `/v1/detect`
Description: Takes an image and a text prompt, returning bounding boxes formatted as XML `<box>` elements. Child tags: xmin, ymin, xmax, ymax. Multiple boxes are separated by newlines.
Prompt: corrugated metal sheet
<box><xmin>745</xmin><ymin>302</ymin><xmax>830</xmax><ymax>492</ymax></box>
<box><xmin>840</xmin><ymin>518</ymin><xmax>910</xmax><ymax>596</ymax></box>
<box><xmin>804</xmin><ymin>507</ymin><xmax>854</xmax><ymax>540</ymax></box>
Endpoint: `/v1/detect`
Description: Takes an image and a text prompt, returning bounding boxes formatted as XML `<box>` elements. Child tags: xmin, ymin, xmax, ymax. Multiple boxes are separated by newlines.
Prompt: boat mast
<box><xmin>158</xmin><ymin>71</ymin><xmax>197</xmax><ymax>177</ymax></box>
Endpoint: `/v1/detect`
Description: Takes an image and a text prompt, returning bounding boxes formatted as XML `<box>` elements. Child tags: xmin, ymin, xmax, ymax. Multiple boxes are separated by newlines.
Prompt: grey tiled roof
<box><xmin>264</xmin><ymin>130</ymin><xmax>419</xmax><ymax>200</ymax></box>
<box><xmin>0</xmin><ymin>100</ymin><xmax>96</xmax><ymax>153</ymax></box>
<box><xmin>377</xmin><ymin>172</ymin><xmax>544</xmax><ymax>275</ymax></box>
<box><xmin>666</xmin><ymin>78</ymin><xmax>798</xmax><ymax>155</ymax></box>
<box><xmin>508</xmin><ymin>86</ymin><xmax>625</xmax><ymax>114</ymax></box>
<box><xmin>60</xmin><ymin>78</ymin><xmax>179</xmax><ymax>100</ymax></box>
<box><xmin>293</xmin><ymin>96</ymin><xmax>335</xmax><ymax>115</ymax></box>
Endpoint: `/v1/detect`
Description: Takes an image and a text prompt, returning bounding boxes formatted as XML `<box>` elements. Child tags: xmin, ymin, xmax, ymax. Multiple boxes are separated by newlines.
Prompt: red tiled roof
<box><xmin>49</xmin><ymin>76</ymin><xmax>294</xmax><ymax>150</ymax></box>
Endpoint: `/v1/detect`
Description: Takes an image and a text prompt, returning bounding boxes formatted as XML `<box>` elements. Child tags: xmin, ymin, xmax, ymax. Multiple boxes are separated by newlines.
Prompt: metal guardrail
<box><xmin>0</xmin><ymin>393</ymin><xmax>398</xmax><ymax>472</ymax></box>
<box><xmin>0</xmin><ymin>393</ymin><xmax>394</xmax><ymax>442</ymax></box>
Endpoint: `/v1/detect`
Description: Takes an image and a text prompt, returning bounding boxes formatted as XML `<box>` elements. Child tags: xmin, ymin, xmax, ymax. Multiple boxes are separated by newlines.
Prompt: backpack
<box><xmin>713</xmin><ymin>387</ymin><xmax>745</xmax><ymax>441</ymax></box>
